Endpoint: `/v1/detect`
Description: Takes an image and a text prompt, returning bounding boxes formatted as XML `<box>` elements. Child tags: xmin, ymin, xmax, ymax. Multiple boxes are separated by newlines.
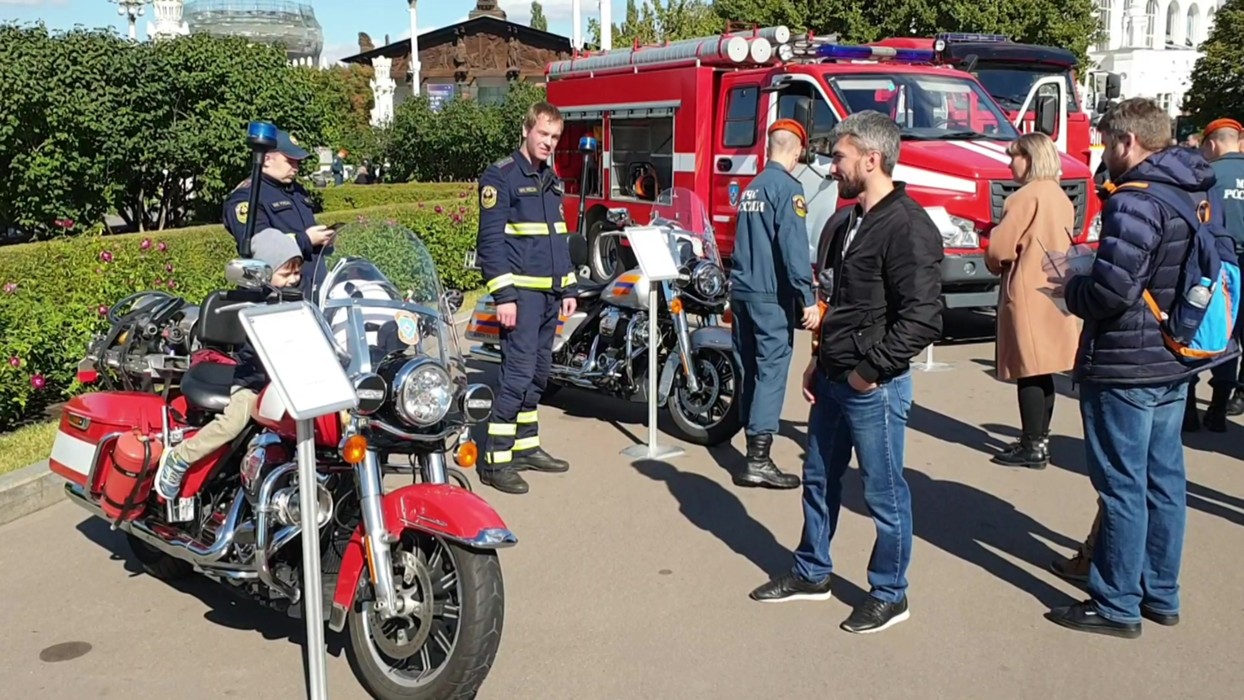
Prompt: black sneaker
<box><xmin>840</xmin><ymin>596</ymin><xmax>910</xmax><ymax>634</ymax></box>
<box><xmin>1141</xmin><ymin>604</ymin><xmax>1180</xmax><ymax>626</ymax></box>
<box><xmin>748</xmin><ymin>572</ymin><xmax>833</xmax><ymax>603</ymax></box>
<box><xmin>1227</xmin><ymin>390</ymin><xmax>1244</xmax><ymax>417</ymax></box>
<box><xmin>1045</xmin><ymin>600</ymin><xmax>1141</xmax><ymax>639</ymax></box>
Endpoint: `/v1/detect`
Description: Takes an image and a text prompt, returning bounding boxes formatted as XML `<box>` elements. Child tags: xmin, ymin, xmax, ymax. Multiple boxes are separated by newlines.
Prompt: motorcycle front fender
<box><xmin>657</xmin><ymin>325</ymin><xmax>735</xmax><ymax>405</ymax></box>
<box><xmin>329</xmin><ymin>483</ymin><xmax>516</xmax><ymax>630</ymax></box>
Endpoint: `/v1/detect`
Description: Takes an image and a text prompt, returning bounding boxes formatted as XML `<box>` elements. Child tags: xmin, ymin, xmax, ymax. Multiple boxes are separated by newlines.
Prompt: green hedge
<box><xmin>0</xmin><ymin>199</ymin><xmax>481</xmax><ymax>430</ymax></box>
<box><xmin>321</xmin><ymin>182</ymin><xmax>475</xmax><ymax>212</ymax></box>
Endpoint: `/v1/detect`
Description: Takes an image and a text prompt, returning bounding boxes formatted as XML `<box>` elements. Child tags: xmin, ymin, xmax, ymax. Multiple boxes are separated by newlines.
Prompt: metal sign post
<box><xmin>239</xmin><ymin>301</ymin><xmax>359</xmax><ymax>700</ymax></box>
<box><xmin>912</xmin><ymin>344</ymin><xmax>953</xmax><ymax>372</ymax></box>
<box><xmin>619</xmin><ymin>226</ymin><xmax>685</xmax><ymax>461</ymax></box>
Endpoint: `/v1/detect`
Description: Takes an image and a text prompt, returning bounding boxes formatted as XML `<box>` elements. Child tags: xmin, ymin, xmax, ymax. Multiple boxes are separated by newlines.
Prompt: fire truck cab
<box><xmin>543</xmin><ymin>30</ymin><xmax>1101</xmax><ymax>311</ymax></box>
<box><xmin>874</xmin><ymin>33</ymin><xmax>1122</xmax><ymax>174</ymax></box>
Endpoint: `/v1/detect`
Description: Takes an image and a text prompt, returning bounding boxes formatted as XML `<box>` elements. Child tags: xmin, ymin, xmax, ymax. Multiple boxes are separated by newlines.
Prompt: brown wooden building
<box><xmin>341</xmin><ymin>1</ymin><xmax>573</xmax><ymax>107</ymax></box>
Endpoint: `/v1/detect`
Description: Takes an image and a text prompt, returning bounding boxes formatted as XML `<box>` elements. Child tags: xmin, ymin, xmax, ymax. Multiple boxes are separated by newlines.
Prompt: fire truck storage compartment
<box><xmin>608</xmin><ymin>105</ymin><xmax>675</xmax><ymax>201</ymax></box>
<box><xmin>554</xmin><ymin>116</ymin><xmax>605</xmax><ymax>199</ymax></box>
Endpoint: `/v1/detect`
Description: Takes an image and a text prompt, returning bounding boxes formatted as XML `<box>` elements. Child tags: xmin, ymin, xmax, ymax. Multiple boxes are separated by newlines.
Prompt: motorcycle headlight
<box><xmin>394</xmin><ymin>360</ymin><xmax>453</xmax><ymax>427</ymax></box>
<box><xmin>1087</xmin><ymin>213</ymin><xmax>1102</xmax><ymax>242</ymax></box>
<box><xmin>692</xmin><ymin>262</ymin><xmax>726</xmax><ymax>298</ymax></box>
<box><xmin>942</xmin><ymin>215</ymin><xmax>980</xmax><ymax>249</ymax></box>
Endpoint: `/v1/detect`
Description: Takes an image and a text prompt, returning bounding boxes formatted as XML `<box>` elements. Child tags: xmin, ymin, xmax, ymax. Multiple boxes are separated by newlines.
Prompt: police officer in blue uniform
<box><xmin>223</xmin><ymin>128</ymin><xmax>336</xmax><ymax>300</ymax></box>
<box><xmin>729</xmin><ymin>119</ymin><xmax>820</xmax><ymax>490</ymax></box>
<box><xmin>476</xmin><ymin>102</ymin><xmax>578</xmax><ymax>495</ymax></box>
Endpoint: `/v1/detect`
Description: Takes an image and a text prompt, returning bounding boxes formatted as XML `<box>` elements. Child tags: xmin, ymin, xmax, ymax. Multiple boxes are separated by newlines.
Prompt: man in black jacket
<box><xmin>748</xmin><ymin>111</ymin><xmax>944</xmax><ymax>634</ymax></box>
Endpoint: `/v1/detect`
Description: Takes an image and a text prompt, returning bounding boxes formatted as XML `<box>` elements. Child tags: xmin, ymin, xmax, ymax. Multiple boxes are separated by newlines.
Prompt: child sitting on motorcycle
<box><xmin>154</xmin><ymin>228</ymin><xmax>304</xmax><ymax>501</ymax></box>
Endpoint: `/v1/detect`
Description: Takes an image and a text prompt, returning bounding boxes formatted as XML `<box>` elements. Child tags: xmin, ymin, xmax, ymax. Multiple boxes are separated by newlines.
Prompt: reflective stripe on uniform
<box><xmin>505</xmin><ymin>222</ymin><xmax>569</xmax><ymax>235</ymax></box>
<box><xmin>517</xmin><ymin>410</ymin><xmax>538</xmax><ymax>424</ymax></box>
<box><xmin>488</xmin><ymin>423</ymin><xmax>517</xmax><ymax>436</ymax></box>
<box><xmin>488</xmin><ymin>450</ymin><xmax>513</xmax><ymax>464</ymax></box>
<box><xmin>514</xmin><ymin>436</ymin><xmax>540</xmax><ymax>451</ymax></box>
<box><xmin>487</xmin><ymin>273</ymin><xmax>514</xmax><ymax>293</ymax></box>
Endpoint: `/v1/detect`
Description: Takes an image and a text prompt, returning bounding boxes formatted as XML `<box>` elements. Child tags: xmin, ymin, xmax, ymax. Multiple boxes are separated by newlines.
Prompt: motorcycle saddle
<box><xmin>574</xmin><ymin>278</ymin><xmax>608</xmax><ymax>299</ymax></box>
<box><xmin>180</xmin><ymin>362</ymin><xmax>236</xmax><ymax>413</ymax></box>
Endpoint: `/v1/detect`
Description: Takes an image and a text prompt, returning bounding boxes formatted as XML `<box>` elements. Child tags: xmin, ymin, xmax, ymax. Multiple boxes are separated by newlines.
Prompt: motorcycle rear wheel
<box><xmin>667</xmin><ymin>347</ymin><xmax>743</xmax><ymax>447</ymax></box>
<box><xmin>345</xmin><ymin>533</ymin><xmax>505</xmax><ymax>700</ymax></box>
<box><xmin>126</xmin><ymin>533</ymin><xmax>193</xmax><ymax>581</ymax></box>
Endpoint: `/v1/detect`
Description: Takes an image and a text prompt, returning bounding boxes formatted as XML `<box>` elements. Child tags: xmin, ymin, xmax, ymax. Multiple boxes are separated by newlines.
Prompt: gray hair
<box><xmin>831</xmin><ymin>111</ymin><xmax>900</xmax><ymax>175</ymax></box>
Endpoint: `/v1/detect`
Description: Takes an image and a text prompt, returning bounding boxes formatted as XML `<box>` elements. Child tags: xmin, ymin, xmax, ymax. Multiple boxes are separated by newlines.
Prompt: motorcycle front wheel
<box><xmin>345</xmin><ymin>532</ymin><xmax>505</xmax><ymax>700</ymax></box>
<box><xmin>666</xmin><ymin>347</ymin><xmax>743</xmax><ymax>447</ymax></box>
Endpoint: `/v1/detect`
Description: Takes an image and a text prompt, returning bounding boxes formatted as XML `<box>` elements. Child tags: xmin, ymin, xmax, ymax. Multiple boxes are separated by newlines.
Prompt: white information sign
<box><xmin>238</xmin><ymin>301</ymin><xmax>358</xmax><ymax>420</ymax></box>
<box><xmin>624</xmin><ymin>226</ymin><xmax>682</xmax><ymax>282</ymax></box>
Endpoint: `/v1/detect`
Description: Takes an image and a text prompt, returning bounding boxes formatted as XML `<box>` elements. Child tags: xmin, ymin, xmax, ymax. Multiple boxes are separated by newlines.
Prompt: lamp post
<box><xmin>408</xmin><ymin>0</ymin><xmax>422</xmax><ymax>97</ymax></box>
<box><xmin>109</xmin><ymin>0</ymin><xmax>147</xmax><ymax>41</ymax></box>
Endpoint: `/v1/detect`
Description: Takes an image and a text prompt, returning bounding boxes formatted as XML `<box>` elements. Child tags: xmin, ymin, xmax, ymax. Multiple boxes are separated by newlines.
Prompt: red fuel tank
<box><xmin>101</xmin><ymin>430</ymin><xmax>163</xmax><ymax>521</ymax></box>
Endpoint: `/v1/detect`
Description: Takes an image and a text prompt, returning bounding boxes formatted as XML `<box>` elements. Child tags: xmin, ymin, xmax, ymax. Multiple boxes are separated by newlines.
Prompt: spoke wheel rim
<box><xmin>361</xmin><ymin>536</ymin><xmax>463</xmax><ymax>688</ymax></box>
<box><xmin>676</xmin><ymin>351</ymin><xmax>735</xmax><ymax>429</ymax></box>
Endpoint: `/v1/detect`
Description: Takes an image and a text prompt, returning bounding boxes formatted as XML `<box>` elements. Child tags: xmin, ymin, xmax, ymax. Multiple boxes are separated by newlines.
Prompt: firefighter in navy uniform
<box><xmin>476</xmin><ymin>102</ymin><xmax>578</xmax><ymax>495</ymax></box>
<box><xmin>223</xmin><ymin>128</ymin><xmax>336</xmax><ymax>300</ymax></box>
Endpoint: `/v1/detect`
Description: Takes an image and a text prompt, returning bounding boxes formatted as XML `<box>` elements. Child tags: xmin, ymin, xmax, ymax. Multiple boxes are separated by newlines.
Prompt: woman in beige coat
<box><xmin>985</xmin><ymin>132</ymin><xmax>1081</xmax><ymax>469</ymax></box>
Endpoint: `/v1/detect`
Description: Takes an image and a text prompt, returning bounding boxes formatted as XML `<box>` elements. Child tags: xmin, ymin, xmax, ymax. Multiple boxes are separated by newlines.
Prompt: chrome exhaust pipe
<box><xmin>64</xmin><ymin>483</ymin><xmax>247</xmax><ymax>568</ymax></box>
<box><xmin>255</xmin><ymin>463</ymin><xmax>300</xmax><ymax>602</ymax></box>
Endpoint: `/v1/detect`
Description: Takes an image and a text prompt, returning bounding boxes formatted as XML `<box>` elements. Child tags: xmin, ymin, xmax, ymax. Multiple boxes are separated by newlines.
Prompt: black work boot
<box><xmin>1204</xmin><ymin>388</ymin><xmax>1230</xmax><ymax>433</ymax></box>
<box><xmin>1002</xmin><ymin>431</ymin><xmax>1049</xmax><ymax>455</ymax></box>
<box><xmin>478</xmin><ymin>464</ymin><xmax>529</xmax><ymax>495</ymax></box>
<box><xmin>1227</xmin><ymin>388</ymin><xmax>1244</xmax><ymax>417</ymax></box>
<box><xmin>991</xmin><ymin>433</ymin><xmax>1049</xmax><ymax>469</ymax></box>
<box><xmin>512</xmin><ymin>447</ymin><xmax>570</xmax><ymax>473</ymax></box>
<box><xmin>733</xmin><ymin>433</ymin><xmax>801</xmax><ymax>489</ymax></box>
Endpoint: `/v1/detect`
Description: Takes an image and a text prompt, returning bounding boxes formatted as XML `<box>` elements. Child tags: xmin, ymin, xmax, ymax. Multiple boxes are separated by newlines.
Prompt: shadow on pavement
<box><xmin>628</xmin><ymin>459</ymin><xmax>870</xmax><ymax>606</ymax></box>
<box><xmin>75</xmin><ymin>517</ymin><xmax>348</xmax><ymax>657</ymax></box>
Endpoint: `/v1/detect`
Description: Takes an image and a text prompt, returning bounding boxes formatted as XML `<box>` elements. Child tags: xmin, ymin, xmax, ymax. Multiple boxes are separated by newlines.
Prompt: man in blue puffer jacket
<box><xmin>1046</xmin><ymin>98</ymin><xmax>1220</xmax><ymax>639</ymax></box>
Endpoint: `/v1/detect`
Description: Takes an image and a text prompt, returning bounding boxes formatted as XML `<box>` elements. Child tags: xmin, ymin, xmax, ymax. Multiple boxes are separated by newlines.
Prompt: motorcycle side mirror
<box><xmin>225</xmin><ymin>258</ymin><xmax>273</xmax><ymax>289</ymax></box>
<box><xmin>568</xmin><ymin>233</ymin><xmax>589</xmax><ymax>268</ymax></box>
<box><xmin>606</xmin><ymin>207</ymin><xmax>631</xmax><ymax>226</ymax></box>
<box><xmin>443</xmin><ymin>289</ymin><xmax>465</xmax><ymax>314</ymax></box>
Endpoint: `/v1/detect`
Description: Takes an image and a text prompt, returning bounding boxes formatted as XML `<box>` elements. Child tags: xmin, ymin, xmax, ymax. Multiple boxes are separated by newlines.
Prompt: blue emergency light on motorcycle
<box><xmin>246</xmin><ymin>120</ymin><xmax>278</xmax><ymax>150</ymax></box>
<box><xmin>817</xmin><ymin>44</ymin><xmax>936</xmax><ymax>63</ymax></box>
<box><xmin>578</xmin><ymin>135</ymin><xmax>599</xmax><ymax>153</ymax></box>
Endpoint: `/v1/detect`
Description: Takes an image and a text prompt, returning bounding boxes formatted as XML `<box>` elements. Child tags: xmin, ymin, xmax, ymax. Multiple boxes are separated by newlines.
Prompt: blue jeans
<box><xmin>731</xmin><ymin>300</ymin><xmax>794</xmax><ymax>437</ymax></box>
<box><xmin>1080</xmin><ymin>379</ymin><xmax>1189</xmax><ymax>623</ymax></box>
<box><xmin>793</xmin><ymin>371</ymin><xmax>914</xmax><ymax>604</ymax></box>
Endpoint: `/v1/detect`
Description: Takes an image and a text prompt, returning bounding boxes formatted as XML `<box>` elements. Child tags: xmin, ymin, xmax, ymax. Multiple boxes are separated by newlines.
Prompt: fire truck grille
<box><xmin>989</xmin><ymin>179</ymin><xmax>1088</xmax><ymax>233</ymax></box>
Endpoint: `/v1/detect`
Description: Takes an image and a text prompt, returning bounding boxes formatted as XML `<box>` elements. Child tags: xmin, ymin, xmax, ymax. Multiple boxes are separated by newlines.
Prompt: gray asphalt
<box><xmin>2</xmin><ymin>313</ymin><xmax>1241</xmax><ymax>700</ymax></box>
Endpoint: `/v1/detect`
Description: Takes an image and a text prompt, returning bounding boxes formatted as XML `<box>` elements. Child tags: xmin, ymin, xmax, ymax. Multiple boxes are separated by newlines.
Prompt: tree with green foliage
<box><xmin>713</xmin><ymin>0</ymin><xmax>1101</xmax><ymax>65</ymax></box>
<box><xmin>587</xmin><ymin>0</ymin><xmax>724</xmax><ymax>48</ymax></box>
<box><xmin>530</xmin><ymin>2</ymin><xmax>549</xmax><ymax>32</ymax></box>
<box><xmin>1182</xmin><ymin>0</ymin><xmax>1244</xmax><ymax>127</ymax></box>
<box><xmin>0</xmin><ymin>24</ymin><xmax>340</xmax><ymax>237</ymax></box>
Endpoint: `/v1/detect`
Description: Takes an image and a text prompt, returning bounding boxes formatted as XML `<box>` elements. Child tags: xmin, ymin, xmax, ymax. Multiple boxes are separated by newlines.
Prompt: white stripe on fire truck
<box><xmin>50</xmin><ymin>430</ymin><xmax>96</xmax><ymax>477</ymax></box>
<box><xmin>946</xmin><ymin>140</ymin><xmax>1011</xmax><ymax>165</ymax></box>
<box><xmin>972</xmin><ymin>140</ymin><xmax>1010</xmax><ymax>154</ymax></box>
<box><xmin>673</xmin><ymin>153</ymin><xmax>697</xmax><ymax>173</ymax></box>
<box><xmin>714</xmin><ymin>154</ymin><xmax>759</xmax><ymax>176</ymax></box>
<box><xmin>892</xmin><ymin>163</ymin><xmax>976</xmax><ymax>194</ymax></box>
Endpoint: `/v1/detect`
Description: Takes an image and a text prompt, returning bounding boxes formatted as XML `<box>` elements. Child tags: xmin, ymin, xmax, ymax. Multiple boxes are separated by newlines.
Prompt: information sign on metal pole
<box><xmin>619</xmin><ymin>226</ymin><xmax>686</xmax><ymax>461</ymax></box>
<box><xmin>239</xmin><ymin>301</ymin><xmax>359</xmax><ymax>700</ymax></box>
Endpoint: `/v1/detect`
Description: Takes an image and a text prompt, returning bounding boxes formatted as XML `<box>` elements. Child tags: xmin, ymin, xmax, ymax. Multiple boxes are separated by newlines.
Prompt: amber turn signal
<box><xmin>342</xmin><ymin>434</ymin><xmax>368</xmax><ymax>464</ymax></box>
<box><xmin>669</xmin><ymin>298</ymin><xmax>683</xmax><ymax>314</ymax></box>
<box><xmin>456</xmin><ymin>441</ymin><xmax>478</xmax><ymax>469</ymax></box>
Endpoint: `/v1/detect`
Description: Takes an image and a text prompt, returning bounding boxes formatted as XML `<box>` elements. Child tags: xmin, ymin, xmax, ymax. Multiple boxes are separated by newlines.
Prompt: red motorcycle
<box><xmin>49</xmin><ymin>223</ymin><xmax>512</xmax><ymax>700</ymax></box>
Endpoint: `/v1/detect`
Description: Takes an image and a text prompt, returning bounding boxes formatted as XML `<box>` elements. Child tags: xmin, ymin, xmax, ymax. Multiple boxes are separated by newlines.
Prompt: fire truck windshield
<box><xmin>970</xmin><ymin>64</ymin><xmax>1079</xmax><ymax>112</ymax></box>
<box><xmin>826</xmin><ymin>73</ymin><xmax>1021</xmax><ymax>142</ymax></box>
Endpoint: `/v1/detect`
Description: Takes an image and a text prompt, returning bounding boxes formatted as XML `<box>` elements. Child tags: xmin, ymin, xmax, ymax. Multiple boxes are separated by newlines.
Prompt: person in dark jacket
<box><xmin>1046</xmin><ymin>97</ymin><xmax>1219</xmax><ymax>639</ymax></box>
<box><xmin>748</xmin><ymin>111</ymin><xmax>944</xmax><ymax>635</ymax></box>
<box><xmin>729</xmin><ymin>118</ymin><xmax>820</xmax><ymax>490</ymax></box>
<box><xmin>153</xmin><ymin>229</ymin><xmax>304</xmax><ymax>501</ymax></box>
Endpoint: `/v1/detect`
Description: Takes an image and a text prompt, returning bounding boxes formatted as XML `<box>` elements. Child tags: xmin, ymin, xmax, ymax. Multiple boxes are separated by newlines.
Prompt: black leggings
<box><xmin>1017</xmin><ymin>374</ymin><xmax>1056</xmax><ymax>438</ymax></box>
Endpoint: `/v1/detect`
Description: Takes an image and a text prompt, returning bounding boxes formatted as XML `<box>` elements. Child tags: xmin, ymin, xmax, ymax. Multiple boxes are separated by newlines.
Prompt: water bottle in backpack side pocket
<box><xmin>1187</xmin><ymin>276</ymin><xmax>1214</xmax><ymax>309</ymax></box>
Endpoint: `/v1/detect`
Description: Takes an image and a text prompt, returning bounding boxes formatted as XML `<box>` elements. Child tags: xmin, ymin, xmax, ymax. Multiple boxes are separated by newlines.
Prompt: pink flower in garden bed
<box><xmin>8</xmin><ymin>357</ymin><xmax>20</xmax><ymax>368</ymax></box>
<box><xmin>157</xmin><ymin>242</ymin><xmax>168</xmax><ymax>252</ymax></box>
<box><xmin>99</xmin><ymin>250</ymin><xmax>113</xmax><ymax>263</ymax></box>
<box><xmin>2</xmin><ymin>282</ymin><xmax>17</xmax><ymax>294</ymax></box>
<box><xmin>97</xmin><ymin>305</ymin><xmax>109</xmax><ymax>317</ymax></box>
<box><xmin>55</xmin><ymin>218</ymin><xmax>75</xmax><ymax>230</ymax></box>
<box><xmin>434</xmin><ymin>205</ymin><xmax>444</xmax><ymax>214</ymax></box>
<box><xmin>30</xmin><ymin>374</ymin><xmax>46</xmax><ymax>390</ymax></box>
<box><xmin>140</xmin><ymin>238</ymin><xmax>152</xmax><ymax>250</ymax></box>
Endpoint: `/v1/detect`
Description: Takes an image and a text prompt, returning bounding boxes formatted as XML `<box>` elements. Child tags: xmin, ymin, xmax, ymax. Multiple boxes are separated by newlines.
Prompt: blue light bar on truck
<box><xmin>816</xmin><ymin>44</ymin><xmax>936</xmax><ymax>62</ymax></box>
<box><xmin>936</xmin><ymin>33</ymin><xmax>1010</xmax><ymax>44</ymax></box>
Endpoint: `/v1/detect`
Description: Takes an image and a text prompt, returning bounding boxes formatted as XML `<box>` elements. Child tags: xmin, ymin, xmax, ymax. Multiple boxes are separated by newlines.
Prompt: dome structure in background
<box><xmin>182</xmin><ymin>0</ymin><xmax>324</xmax><ymax>64</ymax></box>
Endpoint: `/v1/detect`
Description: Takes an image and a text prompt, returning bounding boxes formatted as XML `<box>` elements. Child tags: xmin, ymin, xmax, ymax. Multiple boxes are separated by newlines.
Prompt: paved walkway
<box><xmin>2</xmin><ymin>313</ymin><xmax>1241</xmax><ymax>699</ymax></box>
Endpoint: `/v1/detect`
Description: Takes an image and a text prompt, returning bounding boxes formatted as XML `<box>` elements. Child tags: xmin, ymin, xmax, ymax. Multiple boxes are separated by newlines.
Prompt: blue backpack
<box><xmin>1115</xmin><ymin>181</ymin><xmax>1241</xmax><ymax>364</ymax></box>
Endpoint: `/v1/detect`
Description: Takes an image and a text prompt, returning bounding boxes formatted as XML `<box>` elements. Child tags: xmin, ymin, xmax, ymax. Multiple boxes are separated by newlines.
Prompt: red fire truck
<box><xmin>542</xmin><ymin>29</ymin><xmax>1102</xmax><ymax>311</ymax></box>
<box><xmin>873</xmin><ymin>33</ymin><xmax>1122</xmax><ymax>174</ymax></box>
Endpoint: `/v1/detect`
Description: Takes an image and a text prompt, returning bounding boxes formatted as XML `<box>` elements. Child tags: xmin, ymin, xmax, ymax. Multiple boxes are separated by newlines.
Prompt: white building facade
<box><xmin>1086</xmin><ymin>0</ymin><xmax>1221</xmax><ymax>119</ymax></box>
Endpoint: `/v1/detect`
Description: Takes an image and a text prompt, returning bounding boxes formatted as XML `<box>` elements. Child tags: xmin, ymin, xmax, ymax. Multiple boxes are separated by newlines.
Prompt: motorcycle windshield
<box><xmin>649</xmin><ymin>187</ymin><xmax>721</xmax><ymax>267</ymax></box>
<box><xmin>316</xmin><ymin>222</ymin><xmax>465</xmax><ymax>383</ymax></box>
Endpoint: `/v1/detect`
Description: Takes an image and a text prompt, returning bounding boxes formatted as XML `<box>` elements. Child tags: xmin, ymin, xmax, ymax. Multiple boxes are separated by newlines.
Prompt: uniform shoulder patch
<box><xmin>793</xmin><ymin>194</ymin><xmax>808</xmax><ymax>219</ymax></box>
<box><xmin>481</xmin><ymin>185</ymin><xmax>498</xmax><ymax>209</ymax></box>
<box><xmin>235</xmin><ymin>202</ymin><xmax>249</xmax><ymax>224</ymax></box>
<box><xmin>492</xmin><ymin>156</ymin><xmax>515</xmax><ymax>169</ymax></box>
